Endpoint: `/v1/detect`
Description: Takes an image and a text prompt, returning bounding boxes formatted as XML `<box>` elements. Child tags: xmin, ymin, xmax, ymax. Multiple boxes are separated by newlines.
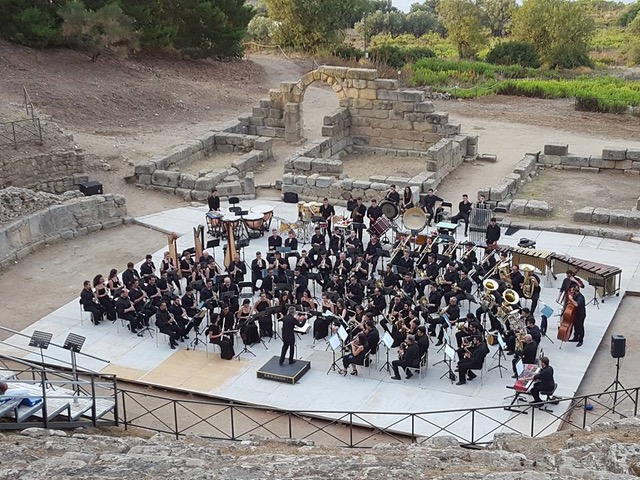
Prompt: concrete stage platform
<box><xmin>257</xmin><ymin>356</ymin><xmax>311</xmax><ymax>384</ymax></box>
<box><xmin>2</xmin><ymin>199</ymin><xmax>640</xmax><ymax>441</ymax></box>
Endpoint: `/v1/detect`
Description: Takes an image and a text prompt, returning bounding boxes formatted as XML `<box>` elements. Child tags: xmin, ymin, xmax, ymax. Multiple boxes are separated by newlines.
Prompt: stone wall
<box><xmin>539</xmin><ymin>143</ymin><xmax>640</xmax><ymax>172</ymax></box>
<box><xmin>132</xmin><ymin>129</ymin><xmax>272</xmax><ymax>202</ymax></box>
<box><xmin>6</xmin><ymin>417</ymin><xmax>640</xmax><ymax>479</ymax></box>
<box><xmin>0</xmin><ymin>194</ymin><xmax>127</xmax><ymax>269</ymax></box>
<box><xmin>574</xmin><ymin>207</ymin><xmax>640</xmax><ymax>228</ymax></box>
<box><xmin>248</xmin><ymin>66</ymin><xmax>464</xmax><ymax>148</ymax></box>
<box><xmin>0</xmin><ymin>149</ymin><xmax>86</xmax><ymax>193</ymax></box>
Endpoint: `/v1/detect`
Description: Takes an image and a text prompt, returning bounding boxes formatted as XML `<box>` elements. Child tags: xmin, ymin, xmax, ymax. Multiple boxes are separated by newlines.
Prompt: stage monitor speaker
<box><xmin>79</xmin><ymin>180</ymin><xmax>103</xmax><ymax>196</ymax></box>
<box><xmin>611</xmin><ymin>334</ymin><xmax>626</xmax><ymax>359</ymax></box>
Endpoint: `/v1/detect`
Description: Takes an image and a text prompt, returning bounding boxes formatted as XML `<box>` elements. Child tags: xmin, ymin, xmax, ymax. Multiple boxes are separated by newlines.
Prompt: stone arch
<box><xmin>296</xmin><ymin>71</ymin><xmax>347</xmax><ymax>101</ymax></box>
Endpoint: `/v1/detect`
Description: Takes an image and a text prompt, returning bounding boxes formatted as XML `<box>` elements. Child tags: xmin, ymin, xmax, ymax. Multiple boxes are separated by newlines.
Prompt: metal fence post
<box><xmin>635</xmin><ymin>388</ymin><xmax>639</xmax><ymax>417</ymax></box>
<box><xmin>121</xmin><ymin>390</ymin><xmax>128</xmax><ymax>431</ymax></box>
<box><xmin>173</xmin><ymin>400</ymin><xmax>179</xmax><ymax>440</ymax></box>
<box><xmin>582</xmin><ymin>396</ymin><xmax>588</xmax><ymax>429</ymax></box>
<box><xmin>230</xmin><ymin>404</ymin><xmax>235</xmax><ymax>440</ymax></box>
<box><xmin>288</xmin><ymin>411</ymin><xmax>292</xmax><ymax>439</ymax></box>
<box><xmin>471</xmin><ymin>409</ymin><xmax>475</xmax><ymax>445</ymax></box>
<box><xmin>530</xmin><ymin>405</ymin><xmax>535</xmax><ymax>438</ymax></box>
<box><xmin>411</xmin><ymin>414</ymin><xmax>415</xmax><ymax>443</ymax></box>
<box><xmin>349</xmin><ymin>413</ymin><xmax>353</xmax><ymax>447</ymax></box>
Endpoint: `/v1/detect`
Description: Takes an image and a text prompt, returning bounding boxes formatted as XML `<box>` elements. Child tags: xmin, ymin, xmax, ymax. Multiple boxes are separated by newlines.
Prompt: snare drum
<box><xmin>250</xmin><ymin>204</ymin><xmax>274</xmax><ymax>230</ymax></box>
<box><xmin>380</xmin><ymin>200</ymin><xmax>400</xmax><ymax>220</ymax></box>
<box><xmin>368</xmin><ymin>216</ymin><xmax>391</xmax><ymax>237</ymax></box>
<box><xmin>243</xmin><ymin>213</ymin><xmax>265</xmax><ymax>238</ymax></box>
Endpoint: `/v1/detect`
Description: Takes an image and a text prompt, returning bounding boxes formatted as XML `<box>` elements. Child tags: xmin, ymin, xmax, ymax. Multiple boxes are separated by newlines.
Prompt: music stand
<box><xmin>235</xmin><ymin>321</ymin><xmax>257</xmax><ymax>360</ymax></box>
<box><xmin>440</xmin><ymin>344</ymin><xmax>457</xmax><ymax>383</ymax></box>
<box><xmin>63</xmin><ymin>333</ymin><xmax>86</xmax><ymax>396</ymax></box>
<box><xmin>28</xmin><ymin>331</ymin><xmax>53</xmax><ymax>390</ymax></box>
<box><xmin>188</xmin><ymin>313</ymin><xmax>208</xmax><ymax>351</ymax></box>
<box><xmin>327</xmin><ymin>334</ymin><xmax>343</xmax><ymax>374</ymax></box>
<box><xmin>588</xmin><ymin>277</ymin><xmax>603</xmax><ymax>309</ymax></box>
<box><xmin>379</xmin><ymin>331</ymin><xmax>394</xmax><ymax>373</ymax></box>
<box><xmin>488</xmin><ymin>334</ymin><xmax>508</xmax><ymax>377</ymax></box>
<box><xmin>306</xmin><ymin>271</ymin><xmax>321</xmax><ymax>297</ymax></box>
<box><xmin>265</xmin><ymin>306</ymin><xmax>282</xmax><ymax>340</ymax></box>
<box><xmin>433</xmin><ymin>328</ymin><xmax>451</xmax><ymax>366</ymax></box>
<box><xmin>376</xmin><ymin>249</ymin><xmax>391</xmax><ymax>270</ymax></box>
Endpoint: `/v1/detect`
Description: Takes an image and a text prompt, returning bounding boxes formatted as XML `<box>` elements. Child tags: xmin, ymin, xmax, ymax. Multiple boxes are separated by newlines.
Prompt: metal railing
<box><xmin>117</xmin><ymin>385</ymin><xmax>639</xmax><ymax>447</ymax></box>
<box><xmin>0</xmin><ymin>86</ymin><xmax>43</xmax><ymax>149</ymax></box>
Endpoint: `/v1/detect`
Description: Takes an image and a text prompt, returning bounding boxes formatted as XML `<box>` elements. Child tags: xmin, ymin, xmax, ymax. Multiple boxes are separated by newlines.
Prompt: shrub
<box><xmin>246</xmin><ymin>15</ymin><xmax>279</xmax><ymax>44</ymax></box>
<box><xmin>369</xmin><ymin>43</ymin><xmax>435</xmax><ymax>68</ymax></box>
<box><xmin>0</xmin><ymin>2</ymin><xmax>62</xmax><ymax>48</ymax></box>
<box><xmin>486</xmin><ymin>41</ymin><xmax>540</xmax><ymax>68</ymax></box>
<box><xmin>332</xmin><ymin>44</ymin><xmax>365</xmax><ymax>61</ymax></box>
<box><xmin>548</xmin><ymin>45</ymin><xmax>593</xmax><ymax>69</ymax></box>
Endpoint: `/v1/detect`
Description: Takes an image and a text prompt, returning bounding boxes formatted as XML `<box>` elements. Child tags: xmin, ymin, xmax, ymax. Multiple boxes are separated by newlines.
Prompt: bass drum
<box><xmin>380</xmin><ymin>200</ymin><xmax>399</xmax><ymax>220</ymax></box>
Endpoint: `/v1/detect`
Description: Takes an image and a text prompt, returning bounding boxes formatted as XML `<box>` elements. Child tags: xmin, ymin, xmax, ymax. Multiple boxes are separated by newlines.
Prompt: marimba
<box><xmin>500</xmin><ymin>245</ymin><xmax>555</xmax><ymax>276</ymax></box>
<box><xmin>552</xmin><ymin>254</ymin><xmax>621</xmax><ymax>298</ymax></box>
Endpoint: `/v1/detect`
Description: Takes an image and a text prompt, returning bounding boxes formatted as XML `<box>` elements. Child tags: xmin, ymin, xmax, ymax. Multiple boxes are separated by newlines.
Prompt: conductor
<box><xmin>280</xmin><ymin>306</ymin><xmax>307</xmax><ymax>366</ymax></box>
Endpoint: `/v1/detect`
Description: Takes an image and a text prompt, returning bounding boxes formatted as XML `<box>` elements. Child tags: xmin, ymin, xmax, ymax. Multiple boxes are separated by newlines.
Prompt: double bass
<box><xmin>557</xmin><ymin>290</ymin><xmax>576</xmax><ymax>342</ymax></box>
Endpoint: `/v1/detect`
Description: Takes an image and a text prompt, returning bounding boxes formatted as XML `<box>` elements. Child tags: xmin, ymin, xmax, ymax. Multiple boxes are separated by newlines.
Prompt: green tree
<box><xmin>0</xmin><ymin>0</ymin><xmax>64</xmax><ymax>47</ymax></box>
<box><xmin>619</xmin><ymin>1</ymin><xmax>640</xmax><ymax>27</ymax></box>
<box><xmin>265</xmin><ymin>0</ymin><xmax>363</xmax><ymax>50</ymax></box>
<box><xmin>511</xmin><ymin>0</ymin><xmax>595</xmax><ymax>68</ymax></box>
<box><xmin>481</xmin><ymin>0</ymin><xmax>516</xmax><ymax>37</ymax></box>
<box><xmin>59</xmin><ymin>1</ymin><xmax>138</xmax><ymax>61</ymax></box>
<box><xmin>437</xmin><ymin>0</ymin><xmax>488</xmax><ymax>59</ymax></box>
<box><xmin>246</xmin><ymin>15</ymin><xmax>279</xmax><ymax>43</ymax></box>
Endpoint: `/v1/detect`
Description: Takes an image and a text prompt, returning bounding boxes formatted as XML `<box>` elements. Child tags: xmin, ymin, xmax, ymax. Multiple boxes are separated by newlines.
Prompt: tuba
<box><xmin>521</xmin><ymin>263</ymin><xmax>535</xmax><ymax>299</ymax></box>
<box><xmin>480</xmin><ymin>279</ymin><xmax>498</xmax><ymax>310</ymax></box>
<box><xmin>497</xmin><ymin>288</ymin><xmax>519</xmax><ymax>320</ymax></box>
<box><xmin>498</xmin><ymin>261</ymin><xmax>512</xmax><ymax>287</ymax></box>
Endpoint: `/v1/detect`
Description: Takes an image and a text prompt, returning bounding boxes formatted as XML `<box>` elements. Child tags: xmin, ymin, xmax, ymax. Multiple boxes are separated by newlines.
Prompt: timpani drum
<box><xmin>308</xmin><ymin>201</ymin><xmax>322</xmax><ymax>218</ymax></box>
<box><xmin>368</xmin><ymin>216</ymin><xmax>391</xmax><ymax>237</ymax></box>
<box><xmin>380</xmin><ymin>200</ymin><xmax>400</xmax><ymax>220</ymax></box>
<box><xmin>250</xmin><ymin>204</ymin><xmax>274</xmax><ymax>231</ymax></box>
<box><xmin>222</xmin><ymin>215</ymin><xmax>241</xmax><ymax>238</ymax></box>
<box><xmin>297</xmin><ymin>201</ymin><xmax>306</xmax><ymax>220</ymax></box>
<box><xmin>206</xmin><ymin>212</ymin><xmax>224</xmax><ymax>237</ymax></box>
<box><xmin>243</xmin><ymin>213</ymin><xmax>265</xmax><ymax>238</ymax></box>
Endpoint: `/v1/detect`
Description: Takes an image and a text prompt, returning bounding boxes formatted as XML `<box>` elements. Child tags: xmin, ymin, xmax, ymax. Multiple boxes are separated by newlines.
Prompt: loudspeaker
<box><xmin>611</xmin><ymin>334</ymin><xmax>626</xmax><ymax>359</ymax></box>
<box><xmin>283</xmin><ymin>192</ymin><xmax>298</xmax><ymax>204</ymax></box>
<box><xmin>79</xmin><ymin>180</ymin><xmax>103</xmax><ymax>196</ymax></box>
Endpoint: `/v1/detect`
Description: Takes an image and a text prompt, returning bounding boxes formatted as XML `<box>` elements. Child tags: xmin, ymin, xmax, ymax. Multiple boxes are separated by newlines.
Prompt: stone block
<box><xmin>489</xmin><ymin>183</ymin><xmax>509</xmax><ymax>202</ymax></box>
<box><xmin>377</xmin><ymin>90</ymin><xmax>399</xmax><ymax>101</ymax></box>
<box><xmin>72</xmin><ymin>174</ymin><xmax>89</xmax><ymax>185</ymax></box>
<box><xmin>614</xmin><ymin>160</ymin><xmax>633</xmax><ymax>170</ymax></box>
<box><xmin>386</xmin><ymin>176</ymin><xmax>409</xmax><ymax>188</ymax></box>
<box><xmin>293</xmin><ymin>157</ymin><xmax>312</xmax><ymax>171</ymax></box>
<box><xmin>134</xmin><ymin>161</ymin><xmax>157</xmax><ymax>175</ymax></box>
<box><xmin>217</xmin><ymin>181</ymin><xmax>242</xmax><ymax>196</ymax></box>
<box><xmin>627</xmin><ymin>148</ymin><xmax>640</xmax><ymax>161</ymax></box>
<box><xmin>194</xmin><ymin>177</ymin><xmax>214</xmax><ymax>192</ymax></box>
<box><xmin>414</xmin><ymin>101</ymin><xmax>435</xmax><ymax>113</ymax></box>
<box><xmin>398</xmin><ymin>90</ymin><xmax>423</xmax><ymax>102</ymax></box>
<box><xmin>627</xmin><ymin>211</ymin><xmax>640</xmax><ymax>228</ymax></box>
<box><xmin>370</xmin><ymin>182</ymin><xmax>388</xmax><ymax>191</ymax></box>
<box><xmin>509</xmin><ymin>199</ymin><xmax>528</xmax><ymax>215</ymax></box>
<box><xmin>152</xmin><ymin>170</ymin><xmax>180</xmax><ymax>188</ymax></box>
<box><xmin>306</xmin><ymin>173</ymin><xmax>319</xmax><ymax>186</ymax></box>
<box><xmin>562</xmin><ymin>155</ymin><xmax>589</xmax><ymax>167</ymax></box>
<box><xmin>424</xmin><ymin>112</ymin><xmax>449</xmax><ymax>125</ymax></box>
<box><xmin>573</xmin><ymin>207</ymin><xmax>594</xmax><ymax>223</ymax></box>
<box><xmin>524</xmin><ymin>199</ymin><xmax>552</xmax><ymax>217</ymax></box>
<box><xmin>374</xmin><ymin>79</ymin><xmax>398</xmax><ymax>90</ymax></box>
<box><xmin>369</xmin><ymin>175</ymin><xmax>387</xmax><ymax>183</ymax></box>
<box><xmin>436</xmin><ymin>123</ymin><xmax>461</xmax><ymax>135</ymax></box>
<box><xmin>589</xmin><ymin>156</ymin><xmax>615</xmax><ymax>169</ymax></box>
<box><xmin>179</xmin><ymin>174</ymin><xmax>197</xmax><ymax>190</ymax></box>
<box><xmin>283</xmin><ymin>173</ymin><xmax>294</xmax><ymax>185</ymax></box>
<box><xmin>592</xmin><ymin>207</ymin><xmax>610</xmax><ymax>224</ymax></box>
<box><xmin>543</xmin><ymin>143</ymin><xmax>569</xmax><ymax>156</ymax></box>
<box><xmin>175</xmin><ymin>188</ymin><xmax>193</xmax><ymax>201</ymax></box>
<box><xmin>538</xmin><ymin>154</ymin><xmax>562</xmax><ymax>166</ymax></box>
<box><xmin>345</xmin><ymin>68</ymin><xmax>377</xmax><ymax>80</ymax></box>
<box><xmin>137</xmin><ymin>174</ymin><xmax>151</xmax><ymax>186</ymax></box>
<box><xmin>295</xmin><ymin>175</ymin><xmax>307</xmax><ymax>186</ymax></box>
<box><xmin>608</xmin><ymin>209</ymin><xmax>629</xmax><ymax>227</ymax></box>
<box><xmin>316</xmin><ymin>176</ymin><xmax>333</xmax><ymax>188</ymax></box>
<box><xmin>602</xmin><ymin>147</ymin><xmax>626</xmax><ymax>160</ymax></box>
<box><xmin>352</xmin><ymin>180</ymin><xmax>371</xmax><ymax>190</ymax></box>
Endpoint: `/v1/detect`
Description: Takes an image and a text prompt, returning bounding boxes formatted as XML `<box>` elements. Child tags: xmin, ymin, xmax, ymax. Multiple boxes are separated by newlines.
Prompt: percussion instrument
<box><xmin>415</xmin><ymin>234</ymin><xmax>431</xmax><ymax>246</ymax></box>
<box><xmin>380</xmin><ymin>200</ymin><xmax>399</xmax><ymax>220</ymax></box>
<box><xmin>403</xmin><ymin>207</ymin><xmax>427</xmax><ymax>232</ymax></box>
<box><xmin>250</xmin><ymin>204</ymin><xmax>274</xmax><ymax>231</ymax></box>
<box><xmin>297</xmin><ymin>201</ymin><xmax>305</xmax><ymax>220</ymax></box>
<box><xmin>318</xmin><ymin>221</ymin><xmax>329</xmax><ymax>228</ymax></box>
<box><xmin>206</xmin><ymin>212</ymin><xmax>224</xmax><ymax>237</ymax></box>
<box><xmin>280</xmin><ymin>221</ymin><xmax>298</xmax><ymax>233</ymax></box>
<box><xmin>331</xmin><ymin>215</ymin><xmax>344</xmax><ymax>229</ymax></box>
<box><xmin>368</xmin><ymin>216</ymin><xmax>392</xmax><ymax>237</ymax></box>
<box><xmin>222</xmin><ymin>215</ymin><xmax>241</xmax><ymax>238</ymax></box>
<box><xmin>299</xmin><ymin>201</ymin><xmax>322</xmax><ymax>222</ymax></box>
<box><xmin>501</xmin><ymin>245</ymin><xmax>554</xmax><ymax>275</ymax></box>
<box><xmin>243</xmin><ymin>213</ymin><xmax>265</xmax><ymax>238</ymax></box>
<box><xmin>552</xmin><ymin>254</ymin><xmax>621</xmax><ymax>298</ymax></box>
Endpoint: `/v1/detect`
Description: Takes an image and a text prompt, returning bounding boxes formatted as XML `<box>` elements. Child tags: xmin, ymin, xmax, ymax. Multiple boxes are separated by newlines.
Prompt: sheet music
<box><xmin>497</xmin><ymin>334</ymin><xmax>506</xmax><ymax>350</ymax></box>
<box><xmin>516</xmin><ymin>359</ymin><xmax>524</xmax><ymax>376</ymax></box>
<box><xmin>337</xmin><ymin>325</ymin><xmax>348</xmax><ymax>342</ymax></box>
<box><xmin>444</xmin><ymin>345</ymin><xmax>456</xmax><ymax>361</ymax></box>
<box><xmin>443</xmin><ymin>331</ymin><xmax>451</xmax><ymax>346</ymax></box>
<box><xmin>381</xmin><ymin>331</ymin><xmax>394</xmax><ymax>349</ymax></box>
<box><xmin>328</xmin><ymin>334</ymin><xmax>341</xmax><ymax>351</ymax></box>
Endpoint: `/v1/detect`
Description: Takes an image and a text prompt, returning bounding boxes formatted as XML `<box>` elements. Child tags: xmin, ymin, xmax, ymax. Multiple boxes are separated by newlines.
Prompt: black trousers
<box><xmin>280</xmin><ymin>340</ymin><xmax>295</xmax><ymax>364</ymax></box>
<box><xmin>392</xmin><ymin>359</ymin><xmax>416</xmax><ymax>378</ymax></box>
<box><xmin>83</xmin><ymin>303</ymin><xmax>105</xmax><ymax>323</ymax></box>
<box><xmin>573</xmin><ymin>315</ymin><xmax>585</xmax><ymax>341</ymax></box>
<box><xmin>457</xmin><ymin>359</ymin><xmax>482</xmax><ymax>382</ymax></box>
<box><xmin>159</xmin><ymin>325</ymin><xmax>180</xmax><ymax>346</ymax></box>
<box><xmin>450</xmin><ymin>212</ymin><xmax>470</xmax><ymax>234</ymax></box>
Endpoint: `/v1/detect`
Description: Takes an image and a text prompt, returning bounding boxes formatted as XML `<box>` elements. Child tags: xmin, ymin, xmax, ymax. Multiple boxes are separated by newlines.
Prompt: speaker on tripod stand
<box><xmin>599</xmin><ymin>334</ymin><xmax>633</xmax><ymax>414</ymax></box>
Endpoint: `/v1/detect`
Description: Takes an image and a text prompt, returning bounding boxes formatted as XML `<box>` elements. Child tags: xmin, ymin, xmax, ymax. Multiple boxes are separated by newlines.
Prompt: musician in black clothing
<box><xmin>219</xmin><ymin>304</ymin><xmax>236</xmax><ymax>331</ymax></box>
<box><xmin>364</xmin><ymin>235</ymin><xmax>381</xmax><ymax>274</ymax></box>
<box><xmin>433</xmin><ymin>297</ymin><xmax>461</xmax><ymax>344</ymax></box>
<box><xmin>168</xmin><ymin>296</ymin><xmax>194</xmax><ymax>337</ymax></box>
<box><xmin>251</xmin><ymin>252</ymin><xmax>267</xmax><ymax>292</ymax></box>
<box><xmin>325</xmin><ymin>274</ymin><xmax>345</xmax><ymax>297</ymax></box>
<box><xmin>319</xmin><ymin>197</ymin><xmax>335</xmax><ymax>238</ymax></box>
<box><xmin>346</xmin><ymin>275</ymin><xmax>364</xmax><ymax>305</ymax></box>
<box><xmin>267</xmin><ymin>229</ymin><xmax>282</xmax><ymax>262</ymax></box>
<box><xmin>366</xmin><ymin>287</ymin><xmax>387</xmax><ymax>316</ymax></box>
<box><xmin>445</xmin><ymin>270</ymin><xmax>473</xmax><ymax>305</ymax></box>
<box><xmin>122</xmin><ymin>262</ymin><xmax>141</xmax><ymax>289</ymax></box>
<box><xmin>160</xmin><ymin>251</ymin><xmax>181</xmax><ymax>294</ymax></box>
<box><xmin>345</xmin><ymin>230</ymin><xmax>363</xmax><ymax>257</ymax></box>
<box><xmin>364</xmin><ymin>320</ymin><xmax>380</xmax><ymax>356</ymax></box>
<box><xmin>456</xmin><ymin>336</ymin><xmax>489</xmax><ymax>385</ymax></box>
<box><xmin>156</xmin><ymin>301</ymin><xmax>186</xmax><ymax>348</ymax></box>
<box><xmin>476</xmin><ymin>194</ymin><xmax>489</xmax><ymax>209</ymax></box>
<box><xmin>395</xmin><ymin>249</ymin><xmax>414</xmax><ymax>275</ymax></box>
<box><xmin>382</xmin><ymin>264</ymin><xmax>400</xmax><ymax>290</ymax></box>
<box><xmin>526</xmin><ymin>316</ymin><xmax>542</xmax><ymax>345</ymax></box>
<box><xmin>116</xmin><ymin>289</ymin><xmax>143</xmax><ymax>335</ymax></box>
<box><xmin>181</xmin><ymin>287</ymin><xmax>199</xmax><ymax>318</ymax></box>
<box><xmin>129</xmin><ymin>279</ymin><xmax>155</xmax><ymax>323</ymax></box>
<box><xmin>140</xmin><ymin>254</ymin><xmax>156</xmax><ymax>282</ymax></box>
<box><xmin>391</xmin><ymin>334</ymin><xmax>421</xmax><ymax>380</ymax></box>
<box><xmin>385</xmin><ymin>185</ymin><xmax>400</xmax><ymax>205</ymax></box>
<box><xmin>567</xmin><ymin>284</ymin><xmax>587</xmax><ymax>347</ymax></box>
<box><xmin>200</xmin><ymin>279</ymin><xmax>218</xmax><ymax>312</ymax></box>
<box><xmin>280</xmin><ymin>307</ymin><xmax>307</xmax><ymax>365</ymax></box>
<box><xmin>367</xmin><ymin>199</ymin><xmax>382</xmax><ymax>227</ymax></box>
<box><xmin>421</xmin><ymin>189</ymin><xmax>444</xmax><ymax>227</ymax></box>
<box><xmin>510</xmin><ymin>265</ymin><xmax>525</xmax><ymax>298</ymax></box>
<box><xmin>261</xmin><ymin>269</ymin><xmax>276</xmax><ymax>298</ymax></box>
<box><xmin>292</xmin><ymin>268</ymin><xmax>308</xmax><ymax>300</ymax></box>
<box><xmin>310</xmin><ymin>227</ymin><xmax>326</xmax><ymax>263</ymax></box>
<box><xmin>144</xmin><ymin>276</ymin><xmax>162</xmax><ymax>307</ymax></box>
<box><xmin>401</xmin><ymin>273</ymin><xmax>417</xmax><ymax>300</ymax></box>
<box><xmin>284</xmin><ymin>230</ymin><xmax>300</xmax><ymax>265</ymax></box>
<box><xmin>530</xmin><ymin>356</ymin><xmax>555</xmax><ymax>405</ymax></box>
<box><xmin>207</xmin><ymin>188</ymin><xmax>220</xmax><ymax>211</ymax></box>
<box><xmin>556</xmin><ymin>269</ymin><xmax>585</xmax><ymax>304</ymax></box>
<box><xmin>227</xmin><ymin>253</ymin><xmax>246</xmax><ymax>284</ymax></box>
<box><xmin>450</xmin><ymin>194</ymin><xmax>473</xmax><ymax>236</ymax></box>
<box><xmin>512</xmin><ymin>333</ymin><xmax>537</xmax><ymax>377</ymax></box>
<box><xmin>459</xmin><ymin>242</ymin><xmax>477</xmax><ymax>272</ymax></box>
<box><xmin>485</xmin><ymin>217</ymin><xmax>501</xmax><ymax>246</ymax></box>
<box><xmin>206</xmin><ymin>314</ymin><xmax>235</xmax><ymax>360</ymax></box>
<box><xmin>416</xmin><ymin>326</ymin><xmax>429</xmax><ymax>356</ymax></box>
<box><xmin>425</xmin><ymin>282</ymin><xmax>442</xmax><ymax>315</ymax></box>
<box><xmin>333</xmin><ymin>252</ymin><xmax>351</xmax><ymax>278</ymax></box>
<box><xmin>351</xmin><ymin>198</ymin><xmax>367</xmax><ymax>241</ymax></box>
<box><xmin>440</xmin><ymin>263</ymin><xmax>459</xmax><ymax>297</ymax></box>
<box><xmin>80</xmin><ymin>280</ymin><xmax>105</xmax><ymax>325</ymax></box>
<box><xmin>351</xmin><ymin>254</ymin><xmax>369</xmax><ymax>281</ymax></box>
